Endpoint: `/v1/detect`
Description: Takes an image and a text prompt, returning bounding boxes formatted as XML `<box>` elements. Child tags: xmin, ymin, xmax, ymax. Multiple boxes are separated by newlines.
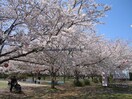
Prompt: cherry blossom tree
<box><xmin>0</xmin><ymin>0</ymin><xmax>113</xmax><ymax>89</ymax></box>
<box><xmin>0</xmin><ymin>0</ymin><xmax>110</xmax><ymax>66</ymax></box>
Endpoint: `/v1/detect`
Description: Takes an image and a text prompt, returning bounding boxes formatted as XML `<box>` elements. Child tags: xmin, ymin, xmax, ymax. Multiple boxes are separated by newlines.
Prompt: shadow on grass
<box><xmin>0</xmin><ymin>83</ymin><xmax>132</xmax><ymax>99</ymax></box>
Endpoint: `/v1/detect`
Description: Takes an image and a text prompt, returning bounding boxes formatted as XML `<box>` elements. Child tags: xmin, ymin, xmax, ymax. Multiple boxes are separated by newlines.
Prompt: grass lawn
<box><xmin>0</xmin><ymin>80</ymin><xmax>8</xmax><ymax>89</ymax></box>
<box><xmin>79</xmin><ymin>94</ymin><xmax>132</xmax><ymax>99</ymax></box>
<box><xmin>0</xmin><ymin>80</ymin><xmax>132</xmax><ymax>99</ymax></box>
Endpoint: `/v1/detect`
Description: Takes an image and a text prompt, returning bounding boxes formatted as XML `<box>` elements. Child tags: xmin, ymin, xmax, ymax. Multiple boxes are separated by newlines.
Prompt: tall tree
<box><xmin>0</xmin><ymin>0</ymin><xmax>110</xmax><ymax>65</ymax></box>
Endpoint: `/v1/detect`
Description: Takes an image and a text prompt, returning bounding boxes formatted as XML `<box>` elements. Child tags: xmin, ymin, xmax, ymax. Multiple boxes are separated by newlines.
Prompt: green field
<box><xmin>0</xmin><ymin>80</ymin><xmax>132</xmax><ymax>99</ymax></box>
<box><xmin>79</xmin><ymin>94</ymin><xmax>132</xmax><ymax>99</ymax></box>
<box><xmin>0</xmin><ymin>81</ymin><xmax>8</xmax><ymax>88</ymax></box>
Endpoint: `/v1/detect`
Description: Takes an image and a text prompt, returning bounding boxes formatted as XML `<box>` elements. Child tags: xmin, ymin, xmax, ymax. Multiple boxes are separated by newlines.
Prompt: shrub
<box><xmin>99</xmin><ymin>76</ymin><xmax>102</xmax><ymax>83</ymax></box>
<box><xmin>108</xmin><ymin>74</ymin><xmax>113</xmax><ymax>83</ymax></box>
<box><xmin>83</xmin><ymin>79</ymin><xmax>90</xmax><ymax>85</ymax></box>
<box><xmin>129</xmin><ymin>73</ymin><xmax>132</xmax><ymax>81</ymax></box>
<box><xmin>0</xmin><ymin>73</ymin><xmax>8</xmax><ymax>79</ymax></box>
<box><xmin>73</xmin><ymin>80</ymin><xmax>83</xmax><ymax>87</ymax></box>
<box><xmin>17</xmin><ymin>73</ymin><xmax>28</xmax><ymax>80</ymax></box>
<box><xmin>92</xmin><ymin>77</ymin><xmax>99</xmax><ymax>83</ymax></box>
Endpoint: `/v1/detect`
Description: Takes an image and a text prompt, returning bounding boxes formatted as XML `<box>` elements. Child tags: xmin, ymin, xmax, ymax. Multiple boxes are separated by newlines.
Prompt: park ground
<box><xmin>0</xmin><ymin>80</ymin><xmax>132</xmax><ymax>99</ymax></box>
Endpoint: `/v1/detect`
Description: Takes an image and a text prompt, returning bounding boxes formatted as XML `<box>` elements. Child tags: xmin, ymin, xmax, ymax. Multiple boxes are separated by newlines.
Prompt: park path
<box><xmin>0</xmin><ymin>80</ymin><xmax>49</xmax><ymax>93</ymax></box>
<box><xmin>0</xmin><ymin>80</ymin><xmax>50</xmax><ymax>99</ymax></box>
<box><xmin>0</xmin><ymin>80</ymin><xmax>49</xmax><ymax>87</ymax></box>
<box><xmin>19</xmin><ymin>82</ymin><xmax>49</xmax><ymax>87</ymax></box>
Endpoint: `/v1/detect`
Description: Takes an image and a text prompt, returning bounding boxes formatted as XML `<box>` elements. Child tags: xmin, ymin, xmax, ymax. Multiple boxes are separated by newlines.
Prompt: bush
<box><xmin>83</xmin><ymin>79</ymin><xmax>90</xmax><ymax>85</ymax></box>
<box><xmin>92</xmin><ymin>77</ymin><xmax>99</xmax><ymax>83</ymax></box>
<box><xmin>99</xmin><ymin>76</ymin><xmax>102</xmax><ymax>83</ymax></box>
<box><xmin>17</xmin><ymin>73</ymin><xmax>28</xmax><ymax>80</ymax></box>
<box><xmin>73</xmin><ymin>80</ymin><xmax>83</xmax><ymax>87</ymax></box>
<box><xmin>108</xmin><ymin>74</ymin><xmax>113</xmax><ymax>83</ymax></box>
<box><xmin>0</xmin><ymin>73</ymin><xmax>8</xmax><ymax>79</ymax></box>
<box><xmin>129</xmin><ymin>73</ymin><xmax>132</xmax><ymax>81</ymax></box>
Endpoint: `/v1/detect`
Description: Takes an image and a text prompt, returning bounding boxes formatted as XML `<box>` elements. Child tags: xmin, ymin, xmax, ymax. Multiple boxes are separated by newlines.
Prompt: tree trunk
<box><xmin>63</xmin><ymin>67</ymin><xmax>66</xmax><ymax>83</ymax></box>
<box><xmin>75</xmin><ymin>75</ymin><xmax>79</xmax><ymax>82</ymax></box>
<box><xmin>51</xmin><ymin>77</ymin><xmax>55</xmax><ymax>89</ymax></box>
<box><xmin>51</xmin><ymin>73</ymin><xmax>57</xmax><ymax>89</ymax></box>
<box><xmin>74</xmin><ymin>69</ymin><xmax>80</xmax><ymax>82</ymax></box>
<box><xmin>63</xmin><ymin>74</ymin><xmax>66</xmax><ymax>83</ymax></box>
<box><xmin>31</xmin><ymin>72</ymin><xmax>35</xmax><ymax>82</ymax></box>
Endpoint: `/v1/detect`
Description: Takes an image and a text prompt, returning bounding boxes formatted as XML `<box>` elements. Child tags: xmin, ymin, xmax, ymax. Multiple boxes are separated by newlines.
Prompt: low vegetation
<box><xmin>0</xmin><ymin>80</ymin><xmax>132</xmax><ymax>99</ymax></box>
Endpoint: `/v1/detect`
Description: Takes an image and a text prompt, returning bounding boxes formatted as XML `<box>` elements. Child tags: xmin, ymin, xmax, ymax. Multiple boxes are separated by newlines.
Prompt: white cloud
<box><xmin>130</xmin><ymin>25</ymin><xmax>132</xmax><ymax>28</ymax></box>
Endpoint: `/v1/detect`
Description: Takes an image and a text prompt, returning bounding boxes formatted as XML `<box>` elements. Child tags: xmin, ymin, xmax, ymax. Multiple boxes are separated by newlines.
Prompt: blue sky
<box><xmin>97</xmin><ymin>0</ymin><xmax>132</xmax><ymax>41</ymax></box>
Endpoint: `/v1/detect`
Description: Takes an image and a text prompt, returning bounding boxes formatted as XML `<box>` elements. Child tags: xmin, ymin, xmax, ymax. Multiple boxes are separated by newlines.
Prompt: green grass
<box><xmin>0</xmin><ymin>81</ymin><xmax>8</xmax><ymax>88</ymax></box>
<box><xmin>79</xmin><ymin>94</ymin><xmax>132</xmax><ymax>99</ymax></box>
<box><xmin>0</xmin><ymin>79</ymin><xmax>132</xmax><ymax>99</ymax></box>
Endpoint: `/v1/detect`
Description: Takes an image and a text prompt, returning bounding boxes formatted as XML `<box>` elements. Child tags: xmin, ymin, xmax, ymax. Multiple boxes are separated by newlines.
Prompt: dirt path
<box><xmin>0</xmin><ymin>80</ymin><xmax>49</xmax><ymax>87</ymax></box>
<box><xmin>0</xmin><ymin>80</ymin><xmax>50</xmax><ymax>99</ymax></box>
<box><xmin>19</xmin><ymin>82</ymin><xmax>49</xmax><ymax>87</ymax></box>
